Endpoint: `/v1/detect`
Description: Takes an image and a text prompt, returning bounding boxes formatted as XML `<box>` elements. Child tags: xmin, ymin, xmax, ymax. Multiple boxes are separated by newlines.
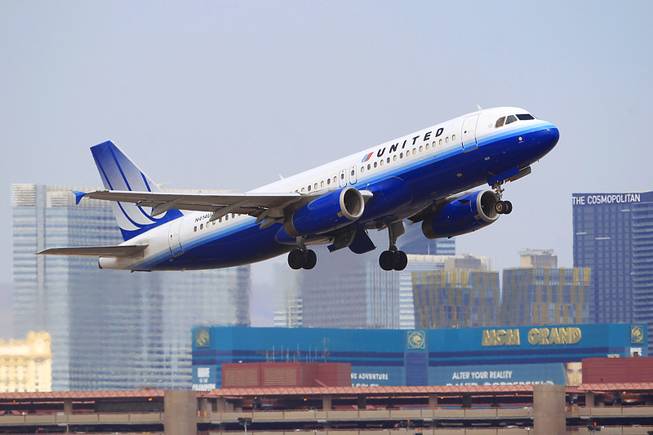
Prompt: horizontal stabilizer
<box><xmin>37</xmin><ymin>245</ymin><xmax>147</xmax><ymax>257</ymax></box>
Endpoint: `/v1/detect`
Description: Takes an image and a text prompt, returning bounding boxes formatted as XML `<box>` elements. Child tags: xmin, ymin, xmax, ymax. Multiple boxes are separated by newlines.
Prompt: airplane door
<box><xmin>339</xmin><ymin>169</ymin><xmax>347</xmax><ymax>188</ymax></box>
<box><xmin>168</xmin><ymin>218</ymin><xmax>183</xmax><ymax>257</ymax></box>
<box><xmin>349</xmin><ymin>165</ymin><xmax>357</xmax><ymax>185</ymax></box>
<box><xmin>461</xmin><ymin>115</ymin><xmax>479</xmax><ymax>152</ymax></box>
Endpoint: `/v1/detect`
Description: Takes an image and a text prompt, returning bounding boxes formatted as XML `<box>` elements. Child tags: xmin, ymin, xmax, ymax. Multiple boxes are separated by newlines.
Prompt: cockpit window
<box><xmin>516</xmin><ymin>113</ymin><xmax>534</xmax><ymax>120</ymax></box>
<box><xmin>495</xmin><ymin>116</ymin><xmax>505</xmax><ymax>128</ymax></box>
<box><xmin>505</xmin><ymin>114</ymin><xmax>517</xmax><ymax>125</ymax></box>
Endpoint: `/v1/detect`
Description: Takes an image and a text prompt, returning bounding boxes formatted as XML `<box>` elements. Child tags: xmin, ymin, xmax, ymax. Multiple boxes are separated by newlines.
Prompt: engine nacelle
<box><xmin>422</xmin><ymin>190</ymin><xmax>499</xmax><ymax>239</ymax></box>
<box><xmin>276</xmin><ymin>187</ymin><xmax>365</xmax><ymax>243</ymax></box>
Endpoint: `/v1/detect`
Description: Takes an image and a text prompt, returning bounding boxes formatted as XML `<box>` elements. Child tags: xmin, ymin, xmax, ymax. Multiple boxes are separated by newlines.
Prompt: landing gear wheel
<box><xmin>495</xmin><ymin>201</ymin><xmax>506</xmax><ymax>214</ymax></box>
<box><xmin>379</xmin><ymin>250</ymin><xmax>395</xmax><ymax>271</ymax></box>
<box><xmin>302</xmin><ymin>249</ymin><xmax>317</xmax><ymax>270</ymax></box>
<box><xmin>393</xmin><ymin>250</ymin><xmax>408</xmax><ymax>271</ymax></box>
<box><xmin>288</xmin><ymin>249</ymin><xmax>304</xmax><ymax>270</ymax></box>
<box><xmin>504</xmin><ymin>200</ymin><xmax>513</xmax><ymax>214</ymax></box>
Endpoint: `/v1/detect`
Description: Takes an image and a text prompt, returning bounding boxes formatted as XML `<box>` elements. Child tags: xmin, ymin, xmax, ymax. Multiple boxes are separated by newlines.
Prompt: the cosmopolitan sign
<box><xmin>572</xmin><ymin>193</ymin><xmax>641</xmax><ymax>206</ymax></box>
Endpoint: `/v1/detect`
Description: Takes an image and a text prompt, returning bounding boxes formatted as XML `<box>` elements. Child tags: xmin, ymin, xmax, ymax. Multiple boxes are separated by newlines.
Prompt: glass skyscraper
<box><xmin>411</xmin><ymin>255</ymin><xmax>498</xmax><ymax>328</ymax></box>
<box><xmin>501</xmin><ymin>250</ymin><xmax>590</xmax><ymax>326</ymax></box>
<box><xmin>12</xmin><ymin>184</ymin><xmax>250</xmax><ymax>390</ymax></box>
<box><xmin>295</xmin><ymin>224</ymin><xmax>455</xmax><ymax>329</ymax></box>
<box><xmin>573</xmin><ymin>191</ymin><xmax>653</xmax><ymax>351</ymax></box>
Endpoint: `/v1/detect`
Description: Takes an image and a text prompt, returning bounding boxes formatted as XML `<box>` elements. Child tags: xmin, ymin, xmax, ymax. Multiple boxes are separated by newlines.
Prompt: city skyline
<box><xmin>11</xmin><ymin>184</ymin><xmax>250</xmax><ymax>389</ymax></box>
<box><xmin>2</xmin><ymin>2</ymin><xmax>653</xmax><ymax>292</ymax></box>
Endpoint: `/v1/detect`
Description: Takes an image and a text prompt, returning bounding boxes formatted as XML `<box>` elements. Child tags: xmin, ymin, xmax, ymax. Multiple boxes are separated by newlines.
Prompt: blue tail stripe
<box><xmin>141</xmin><ymin>173</ymin><xmax>152</xmax><ymax>192</ymax></box>
<box><xmin>107</xmin><ymin>146</ymin><xmax>164</xmax><ymax>223</ymax></box>
<box><xmin>91</xmin><ymin>140</ymin><xmax>183</xmax><ymax>241</ymax></box>
<box><xmin>93</xmin><ymin>155</ymin><xmax>153</xmax><ymax>230</ymax></box>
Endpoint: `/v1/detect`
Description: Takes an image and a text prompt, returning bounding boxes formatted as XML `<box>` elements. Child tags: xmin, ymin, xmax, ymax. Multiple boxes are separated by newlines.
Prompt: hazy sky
<box><xmin>2</xmin><ymin>1</ymin><xmax>652</xmax><ymax>322</ymax></box>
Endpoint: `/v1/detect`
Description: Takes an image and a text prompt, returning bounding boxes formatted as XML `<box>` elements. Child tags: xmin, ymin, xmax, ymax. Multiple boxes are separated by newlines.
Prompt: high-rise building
<box><xmin>398</xmin><ymin>255</ymin><xmax>449</xmax><ymax>329</ymax></box>
<box><xmin>411</xmin><ymin>255</ymin><xmax>498</xmax><ymax>328</ymax></box>
<box><xmin>11</xmin><ymin>184</ymin><xmax>250</xmax><ymax>390</ymax></box>
<box><xmin>273</xmin><ymin>265</ymin><xmax>304</xmax><ymax>328</ymax></box>
<box><xmin>573</xmin><ymin>191</ymin><xmax>653</xmax><ymax>351</ymax></box>
<box><xmin>0</xmin><ymin>331</ymin><xmax>51</xmax><ymax>392</ymax></box>
<box><xmin>399</xmin><ymin>225</ymin><xmax>455</xmax><ymax>256</ymax></box>
<box><xmin>300</xmin><ymin>249</ymin><xmax>400</xmax><ymax>328</ymax></box>
<box><xmin>502</xmin><ymin>250</ymin><xmax>590</xmax><ymax>326</ymax></box>
<box><xmin>298</xmin><ymin>225</ymin><xmax>455</xmax><ymax>329</ymax></box>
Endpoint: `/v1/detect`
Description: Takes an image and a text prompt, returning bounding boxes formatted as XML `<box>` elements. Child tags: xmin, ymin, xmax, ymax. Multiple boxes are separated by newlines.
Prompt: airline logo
<box><xmin>360</xmin><ymin>127</ymin><xmax>445</xmax><ymax>163</ymax></box>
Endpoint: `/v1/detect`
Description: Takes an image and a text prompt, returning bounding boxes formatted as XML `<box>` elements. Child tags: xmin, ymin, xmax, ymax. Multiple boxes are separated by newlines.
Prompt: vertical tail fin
<box><xmin>90</xmin><ymin>140</ymin><xmax>183</xmax><ymax>241</ymax></box>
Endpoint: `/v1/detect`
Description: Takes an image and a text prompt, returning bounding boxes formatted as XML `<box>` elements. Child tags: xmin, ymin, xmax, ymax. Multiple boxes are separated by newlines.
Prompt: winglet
<box><xmin>72</xmin><ymin>191</ymin><xmax>87</xmax><ymax>205</ymax></box>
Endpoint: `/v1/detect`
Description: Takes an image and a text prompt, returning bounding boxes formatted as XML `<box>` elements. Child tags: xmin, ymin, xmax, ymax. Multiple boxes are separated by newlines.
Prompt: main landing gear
<box><xmin>288</xmin><ymin>248</ymin><xmax>317</xmax><ymax>270</ymax></box>
<box><xmin>288</xmin><ymin>238</ymin><xmax>317</xmax><ymax>270</ymax></box>
<box><xmin>491</xmin><ymin>182</ymin><xmax>513</xmax><ymax>215</ymax></box>
<box><xmin>379</xmin><ymin>221</ymin><xmax>408</xmax><ymax>271</ymax></box>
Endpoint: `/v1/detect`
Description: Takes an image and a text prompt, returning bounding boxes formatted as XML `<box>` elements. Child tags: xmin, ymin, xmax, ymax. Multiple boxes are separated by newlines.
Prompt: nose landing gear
<box><xmin>495</xmin><ymin>200</ymin><xmax>513</xmax><ymax>215</ymax></box>
<box><xmin>491</xmin><ymin>182</ymin><xmax>513</xmax><ymax>215</ymax></box>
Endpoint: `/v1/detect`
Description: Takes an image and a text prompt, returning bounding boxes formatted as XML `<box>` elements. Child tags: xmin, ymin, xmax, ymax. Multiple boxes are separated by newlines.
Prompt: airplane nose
<box><xmin>548</xmin><ymin>126</ymin><xmax>560</xmax><ymax>146</ymax></box>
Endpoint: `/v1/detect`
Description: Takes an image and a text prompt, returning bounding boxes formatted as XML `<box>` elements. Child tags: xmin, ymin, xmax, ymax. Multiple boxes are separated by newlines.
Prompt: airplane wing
<box><xmin>77</xmin><ymin>189</ymin><xmax>314</xmax><ymax>223</ymax></box>
<box><xmin>38</xmin><ymin>245</ymin><xmax>148</xmax><ymax>257</ymax></box>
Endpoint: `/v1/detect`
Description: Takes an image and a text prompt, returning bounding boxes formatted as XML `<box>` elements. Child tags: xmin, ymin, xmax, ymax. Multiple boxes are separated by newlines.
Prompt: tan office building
<box><xmin>0</xmin><ymin>331</ymin><xmax>51</xmax><ymax>392</ymax></box>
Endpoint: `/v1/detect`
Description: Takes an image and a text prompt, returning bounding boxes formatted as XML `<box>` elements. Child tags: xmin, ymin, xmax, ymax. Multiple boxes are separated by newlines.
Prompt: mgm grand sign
<box><xmin>482</xmin><ymin>327</ymin><xmax>582</xmax><ymax>347</ymax></box>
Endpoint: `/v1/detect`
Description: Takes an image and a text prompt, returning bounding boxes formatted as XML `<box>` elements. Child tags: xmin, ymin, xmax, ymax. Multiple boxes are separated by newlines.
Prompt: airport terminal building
<box><xmin>191</xmin><ymin>324</ymin><xmax>646</xmax><ymax>390</ymax></box>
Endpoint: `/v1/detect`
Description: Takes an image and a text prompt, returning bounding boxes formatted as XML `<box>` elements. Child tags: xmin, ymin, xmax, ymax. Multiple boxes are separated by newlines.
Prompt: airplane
<box><xmin>39</xmin><ymin>107</ymin><xmax>559</xmax><ymax>271</ymax></box>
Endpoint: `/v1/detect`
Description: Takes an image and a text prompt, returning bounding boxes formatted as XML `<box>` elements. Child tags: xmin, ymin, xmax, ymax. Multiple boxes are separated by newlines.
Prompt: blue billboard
<box><xmin>191</xmin><ymin>324</ymin><xmax>647</xmax><ymax>390</ymax></box>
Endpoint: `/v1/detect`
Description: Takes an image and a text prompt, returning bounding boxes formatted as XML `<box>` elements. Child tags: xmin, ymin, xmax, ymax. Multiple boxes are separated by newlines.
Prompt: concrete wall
<box><xmin>164</xmin><ymin>390</ymin><xmax>197</xmax><ymax>435</ymax></box>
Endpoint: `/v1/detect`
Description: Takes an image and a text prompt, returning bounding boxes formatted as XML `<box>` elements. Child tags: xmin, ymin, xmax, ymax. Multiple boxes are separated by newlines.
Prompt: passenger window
<box><xmin>219</xmin><ymin>217</ymin><xmax>222</xmax><ymax>222</ymax></box>
<box><xmin>439</xmin><ymin>138</ymin><xmax>443</xmax><ymax>146</ymax></box>
<box><xmin>341</xmin><ymin>173</ymin><xmax>345</xmax><ymax>179</ymax></box>
<box><xmin>374</xmin><ymin>161</ymin><xmax>378</xmax><ymax>168</ymax></box>
<box><xmin>225</xmin><ymin>215</ymin><xmax>229</xmax><ymax>221</ymax></box>
<box><xmin>301</xmin><ymin>187</ymin><xmax>305</xmax><ymax>192</ymax></box>
<box><xmin>351</xmin><ymin>169</ymin><xmax>355</xmax><ymax>176</ymax></box>
<box><xmin>412</xmin><ymin>148</ymin><xmax>416</xmax><ymax>155</ymax></box>
<box><xmin>445</xmin><ymin>137</ymin><xmax>449</xmax><ymax>143</ymax></box>
<box><xmin>367</xmin><ymin>163</ymin><xmax>371</xmax><ymax>170</ymax></box>
<box><xmin>360</xmin><ymin>166</ymin><xmax>364</xmax><ymax>173</ymax></box>
<box><xmin>505</xmin><ymin>115</ymin><xmax>517</xmax><ymax>125</ymax></box>
<box><xmin>393</xmin><ymin>155</ymin><xmax>397</xmax><ymax>161</ymax></box>
<box><xmin>400</xmin><ymin>152</ymin><xmax>403</xmax><ymax>158</ymax></box>
<box><xmin>386</xmin><ymin>157</ymin><xmax>390</xmax><ymax>164</ymax></box>
<box><xmin>425</xmin><ymin>143</ymin><xmax>430</xmax><ymax>150</ymax></box>
<box><xmin>326</xmin><ymin>179</ymin><xmax>330</xmax><ymax>185</ymax></box>
<box><xmin>314</xmin><ymin>183</ymin><xmax>318</xmax><ymax>190</ymax></box>
<box><xmin>307</xmin><ymin>185</ymin><xmax>311</xmax><ymax>192</ymax></box>
<box><xmin>380</xmin><ymin>159</ymin><xmax>384</xmax><ymax>166</ymax></box>
<box><xmin>495</xmin><ymin>117</ymin><xmax>506</xmax><ymax>128</ymax></box>
<box><xmin>200</xmin><ymin>223</ymin><xmax>204</xmax><ymax>230</ymax></box>
<box><xmin>321</xmin><ymin>181</ymin><xmax>324</xmax><ymax>188</ymax></box>
<box><xmin>333</xmin><ymin>176</ymin><xmax>337</xmax><ymax>183</ymax></box>
<box><xmin>194</xmin><ymin>226</ymin><xmax>197</xmax><ymax>232</ymax></box>
<box><xmin>419</xmin><ymin>145</ymin><xmax>423</xmax><ymax>152</ymax></box>
<box><xmin>452</xmin><ymin>134</ymin><xmax>456</xmax><ymax>141</ymax></box>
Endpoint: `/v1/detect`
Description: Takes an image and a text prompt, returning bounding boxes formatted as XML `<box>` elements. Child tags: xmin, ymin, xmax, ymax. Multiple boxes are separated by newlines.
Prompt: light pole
<box><xmin>238</xmin><ymin>417</ymin><xmax>252</xmax><ymax>435</ymax></box>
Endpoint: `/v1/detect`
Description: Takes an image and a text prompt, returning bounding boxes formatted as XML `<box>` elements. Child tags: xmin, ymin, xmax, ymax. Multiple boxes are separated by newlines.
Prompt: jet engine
<box><xmin>422</xmin><ymin>190</ymin><xmax>499</xmax><ymax>239</ymax></box>
<box><xmin>276</xmin><ymin>187</ymin><xmax>365</xmax><ymax>243</ymax></box>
